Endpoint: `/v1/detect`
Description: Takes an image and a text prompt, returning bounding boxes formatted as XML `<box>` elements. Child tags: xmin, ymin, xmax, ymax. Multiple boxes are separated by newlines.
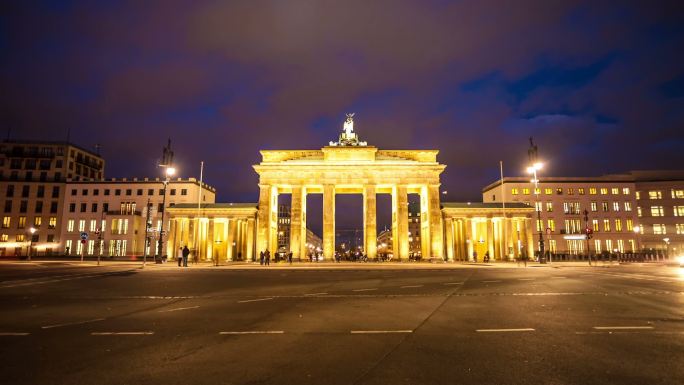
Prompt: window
<box><xmin>637</xmin><ymin>207</ymin><xmax>642</xmax><ymax>217</ymax></box>
<box><xmin>626</xmin><ymin>219</ymin><xmax>633</xmax><ymax>231</ymax></box>
<box><xmin>80</xmin><ymin>203</ymin><xmax>87</xmax><ymax>212</ymax></box>
<box><xmin>48</xmin><ymin>217</ymin><xmax>56</xmax><ymax>229</ymax></box>
<box><xmin>615</xmin><ymin>219</ymin><xmax>623</xmax><ymax>232</ymax></box>
<box><xmin>673</xmin><ymin>189</ymin><xmax>684</xmax><ymax>199</ymax></box>
<box><xmin>564</xmin><ymin>219</ymin><xmax>582</xmax><ymax>234</ymax></box>
<box><xmin>159</xmin><ymin>189</ymin><xmax>164</xmax><ymax>195</ymax></box>
<box><xmin>35</xmin><ymin>201</ymin><xmax>43</xmax><ymax>213</ymax></box>
<box><xmin>600</xmin><ymin>188</ymin><xmax>608</xmax><ymax>195</ymax></box>
<box><xmin>125</xmin><ymin>189</ymin><xmax>132</xmax><ymax>196</ymax></box>
<box><xmin>52</xmin><ymin>186</ymin><xmax>59</xmax><ymax>198</ymax></box>
<box><xmin>158</xmin><ymin>203</ymin><xmax>164</xmax><ymax>213</ymax></box>
<box><xmin>103</xmin><ymin>203</ymin><xmax>109</xmax><ymax>212</ymax></box>
<box><xmin>22</xmin><ymin>185</ymin><xmax>30</xmax><ymax>197</ymax></box>
<box><xmin>590</xmin><ymin>202</ymin><xmax>597</xmax><ymax>212</ymax></box>
<box><xmin>111</xmin><ymin>218</ymin><xmax>129</xmax><ymax>235</ymax></box>
<box><xmin>137</xmin><ymin>189</ymin><xmax>143</xmax><ymax>196</ymax></box>
<box><xmin>535</xmin><ymin>202</ymin><xmax>542</xmax><ymax>212</ymax></box>
<box><xmin>648</xmin><ymin>191</ymin><xmax>662</xmax><ymax>200</ymax></box>
<box><xmin>612</xmin><ymin>202</ymin><xmax>620</xmax><ymax>212</ymax></box>
<box><xmin>544</xmin><ymin>188</ymin><xmax>552</xmax><ymax>195</ymax></box>
<box><xmin>18</xmin><ymin>216</ymin><xmax>26</xmax><ymax>229</ymax></box>
<box><xmin>91</xmin><ymin>203</ymin><xmax>98</xmax><ymax>213</ymax></box>
<box><xmin>623</xmin><ymin>187</ymin><xmax>630</xmax><ymax>195</ymax></box>
<box><xmin>6</xmin><ymin>185</ymin><xmax>15</xmax><ymax>197</ymax></box>
<box><xmin>67</xmin><ymin>219</ymin><xmax>75</xmax><ymax>232</ymax></box>
<box><xmin>16</xmin><ymin>234</ymin><xmax>25</xmax><ymax>242</ymax></box>
<box><xmin>78</xmin><ymin>219</ymin><xmax>85</xmax><ymax>232</ymax></box>
<box><xmin>602</xmin><ymin>202</ymin><xmax>609</xmax><ymax>212</ymax></box>
<box><xmin>556</xmin><ymin>188</ymin><xmax>563</xmax><ymax>195</ymax></box>
<box><xmin>170</xmin><ymin>189</ymin><xmax>176</xmax><ymax>196</ymax></box>
<box><xmin>624</xmin><ymin>202</ymin><xmax>632</xmax><ymax>212</ymax></box>
<box><xmin>3</xmin><ymin>201</ymin><xmax>10</xmax><ymax>212</ymax></box>
<box><xmin>82</xmin><ymin>189</ymin><xmax>88</xmax><ymax>196</ymax></box>
<box><xmin>94</xmin><ymin>189</ymin><xmax>99</xmax><ymax>196</ymax></box>
<box><xmin>148</xmin><ymin>189</ymin><xmax>154</xmax><ymax>196</ymax></box>
<box><xmin>115</xmin><ymin>189</ymin><xmax>121</xmax><ymax>196</ymax></box>
<box><xmin>547</xmin><ymin>219</ymin><xmax>555</xmax><ymax>232</ymax></box>
<box><xmin>563</xmin><ymin>202</ymin><xmax>581</xmax><ymax>215</ymax></box>
<box><xmin>50</xmin><ymin>201</ymin><xmax>58</xmax><ymax>214</ymax></box>
<box><xmin>650</xmin><ymin>206</ymin><xmax>664</xmax><ymax>217</ymax></box>
<box><xmin>636</xmin><ymin>191</ymin><xmax>641</xmax><ymax>200</ymax></box>
<box><xmin>104</xmin><ymin>189</ymin><xmax>110</xmax><ymax>196</ymax></box>
<box><xmin>90</xmin><ymin>219</ymin><xmax>97</xmax><ymax>232</ymax></box>
<box><xmin>594</xmin><ymin>239</ymin><xmax>602</xmax><ymax>253</ymax></box>
<box><xmin>611</xmin><ymin>188</ymin><xmax>619</xmax><ymax>195</ymax></box>
<box><xmin>567</xmin><ymin>188</ymin><xmax>574</xmax><ymax>195</ymax></box>
<box><xmin>37</xmin><ymin>185</ymin><xmax>45</xmax><ymax>198</ymax></box>
<box><xmin>19</xmin><ymin>201</ymin><xmax>27</xmax><ymax>213</ymax></box>
<box><xmin>69</xmin><ymin>203</ymin><xmax>76</xmax><ymax>213</ymax></box>
<box><xmin>71</xmin><ymin>189</ymin><xmax>77</xmax><ymax>196</ymax></box>
<box><xmin>181</xmin><ymin>189</ymin><xmax>188</xmax><ymax>196</ymax></box>
<box><xmin>47</xmin><ymin>234</ymin><xmax>54</xmax><ymax>243</ymax></box>
<box><xmin>578</xmin><ymin>188</ymin><xmax>585</xmax><ymax>195</ymax></box>
<box><xmin>546</xmin><ymin>202</ymin><xmax>553</xmax><ymax>212</ymax></box>
<box><xmin>33</xmin><ymin>217</ymin><xmax>41</xmax><ymax>227</ymax></box>
<box><xmin>653</xmin><ymin>224</ymin><xmax>666</xmax><ymax>235</ymax></box>
<box><xmin>2</xmin><ymin>217</ymin><xmax>10</xmax><ymax>228</ymax></box>
<box><xmin>673</xmin><ymin>206</ymin><xmax>684</xmax><ymax>216</ymax></box>
<box><xmin>536</xmin><ymin>219</ymin><xmax>543</xmax><ymax>232</ymax></box>
<box><xmin>603</xmin><ymin>219</ymin><xmax>611</xmax><ymax>232</ymax></box>
<box><xmin>676</xmin><ymin>224</ymin><xmax>684</xmax><ymax>235</ymax></box>
<box><xmin>0</xmin><ymin>234</ymin><xmax>7</xmax><ymax>242</ymax></box>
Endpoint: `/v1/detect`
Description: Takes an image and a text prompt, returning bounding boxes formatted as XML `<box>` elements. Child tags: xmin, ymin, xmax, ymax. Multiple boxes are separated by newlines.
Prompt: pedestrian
<box><xmin>237</xmin><ymin>252</ymin><xmax>242</xmax><ymax>261</ymax></box>
<box><xmin>260</xmin><ymin>251</ymin><xmax>264</xmax><ymax>265</ymax></box>
<box><xmin>265</xmin><ymin>249</ymin><xmax>271</xmax><ymax>266</ymax></box>
<box><xmin>177</xmin><ymin>247</ymin><xmax>183</xmax><ymax>267</ymax></box>
<box><xmin>484</xmin><ymin>251</ymin><xmax>490</xmax><ymax>263</ymax></box>
<box><xmin>288</xmin><ymin>251</ymin><xmax>293</xmax><ymax>265</ymax></box>
<box><xmin>182</xmin><ymin>246</ymin><xmax>190</xmax><ymax>268</ymax></box>
<box><xmin>473</xmin><ymin>250</ymin><xmax>478</xmax><ymax>263</ymax></box>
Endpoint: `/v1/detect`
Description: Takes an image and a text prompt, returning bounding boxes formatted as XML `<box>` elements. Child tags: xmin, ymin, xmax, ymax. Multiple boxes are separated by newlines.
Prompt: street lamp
<box><xmin>156</xmin><ymin>166</ymin><xmax>175</xmax><ymax>262</ymax></box>
<box><xmin>526</xmin><ymin>160</ymin><xmax>545</xmax><ymax>263</ymax></box>
<box><xmin>28</xmin><ymin>227</ymin><xmax>37</xmax><ymax>261</ymax></box>
<box><xmin>664</xmin><ymin>237</ymin><xmax>670</xmax><ymax>259</ymax></box>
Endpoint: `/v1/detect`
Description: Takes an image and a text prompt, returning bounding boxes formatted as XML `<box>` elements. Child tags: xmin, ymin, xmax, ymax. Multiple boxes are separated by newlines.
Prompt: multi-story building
<box><xmin>277</xmin><ymin>204</ymin><xmax>291</xmax><ymax>255</ymax></box>
<box><xmin>60</xmin><ymin>177</ymin><xmax>215</xmax><ymax>258</ymax></box>
<box><xmin>408</xmin><ymin>201</ymin><xmax>421</xmax><ymax>255</ymax></box>
<box><xmin>0</xmin><ymin>141</ymin><xmax>104</xmax><ymax>257</ymax></box>
<box><xmin>482</xmin><ymin>175</ymin><xmax>638</xmax><ymax>255</ymax></box>
<box><xmin>482</xmin><ymin>170</ymin><xmax>684</xmax><ymax>257</ymax></box>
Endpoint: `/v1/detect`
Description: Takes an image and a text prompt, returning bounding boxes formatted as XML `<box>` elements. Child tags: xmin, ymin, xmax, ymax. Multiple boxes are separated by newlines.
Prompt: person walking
<box><xmin>265</xmin><ymin>250</ymin><xmax>271</xmax><ymax>266</ymax></box>
<box><xmin>182</xmin><ymin>246</ymin><xmax>190</xmax><ymax>268</ymax></box>
<box><xmin>259</xmin><ymin>251</ymin><xmax>264</xmax><ymax>265</ymax></box>
<box><xmin>288</xmin><ymin>251</ymin><xmax>293</xmax><ymax>265</ymax></box>
<box><xmin>472</xmin><ymin>250</ymin><xmax>478</xmax><ymax>263</ymax></box>
<box><xmin>177</xmin><ymin>247</ymin><xmax>183</xmax><ymax>267</ymax></box>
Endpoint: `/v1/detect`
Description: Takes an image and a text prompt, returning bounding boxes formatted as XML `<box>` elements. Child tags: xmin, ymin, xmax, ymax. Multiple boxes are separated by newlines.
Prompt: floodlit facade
<box><xmin>0</xmin><ymin>141</ymin><xmax>104</xmax><ymax>257</ymax></box>
<box><xmin>60</xmin><ymin>178</ymin><xmax>215</xmax><ymax>258</ymax></box>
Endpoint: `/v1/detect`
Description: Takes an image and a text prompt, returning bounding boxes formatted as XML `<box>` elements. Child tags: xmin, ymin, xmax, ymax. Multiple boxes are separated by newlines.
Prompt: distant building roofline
<box><xmin>1</xmin><ymin>139</ymin><xmax>104</xmax><ymax>159</ymax></box>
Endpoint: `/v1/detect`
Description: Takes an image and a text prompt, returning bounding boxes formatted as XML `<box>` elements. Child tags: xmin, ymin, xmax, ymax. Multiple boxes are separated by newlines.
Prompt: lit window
<box><xmin>615</xmin><ymin>219</ymin><xmax>622</xmax><ymax>232</ymax></box>
<box><xmin>547</xmin><ymin>219</ymin><xmax>555</xmax><ymax>232</ymax></box>
<box><xmin>603</xmin><ymin>219</ymin><xmax>611</xmax><ymax>232</ymax></box>
<box><xmin>626</xmin><ymin>219</ymin><xmax>633</xmax><ymax>231</ymax></box>
<box><xmin>636</xmin><ymin>191</ymin><xmax>641</xmax><ymax>200</ymax></box>
<box><xmin>637</xmin><ymin>207</ymin><xmax>642</xmax><ymax>217</ymax></box>
<box><xmin>2</xmin><ymin>217</ymin><xmax>10</xmax><ymax>228</ymax></box>
<box><xmin>602</xmin><ymin>202</ymin><xmax>609</xmax><ymax>212</ymax></box>
<box><xmin>48</xmin><ymin>217</ymin><xmax>56</xmax><ymax>229</ymax></box>
<box><xmin>546</xmin><ymin>202</ymin><xmax>553</xmax><ymax>212</ymax></box>
<box><xmin>90</xmin><ymin>219</ymin><xmax>97</xmax><ymax>232</ymax></box>
<box><xmin>589</xmin><ymin>187</ymin><xmax>597</xmax><ymax>195</ymax></box>
<box><xmin>535</xmin><ymin>202</ymin><xmax>542</xmax><ymax>212</ymax></box>
<box><xmin>578</xmin><ymin>188</ymin><xmax>585</xmax><ymax>195</ymax></box>
<box><xmin>78</xmin><ymin>219</ymin><xmax>85</xmax><ymax>232</ymax></box>
<box><xmin>534</xmin><ymin>188</ymin><xmax>541</xmax><ymax>195</ymax></box>
<box><xmin>16</xmin><ymin>234</ymin><xmax>25</xmax><ymax>242</ymax></box>
<box><xmin>648</xmin><ymin>191</ymin><xmax>662</xmax><ymax>200</ymax></box>
<box><xmin>590</xmin><ymin>202</ymin><xmax>597</xmax><ymax>212</ymax></box>
<box><xmin>522</xmin><ymin>188</ymin><xmax>530</xmax><ymax>195</ymax></box>
<box><xmin>676</xmin><ymin>224</ymin><xmax>684</xmax><ymax>234</ymax></box>
<box><xmin>652</xmin><ymin>224</ymin><xmax>666</xmax><ymax>235</ymax></box>
<box><xmin>613</xmin><ymin>202</ymin><xmax>620</xmax><ymax>212</ymax></box>
<box><xmin>611</xmin><ymin>188</ymin><xmax>619</xmax><ymax>195</ymax></box>
<box><xmin>622</xmin><ymin>187</ymin><xmax>630</xmax><ymax>195</ymax></box>
<box><xmin>18</xmin><ymin>216</ymin><xmax>26</xmax><ymax>229</ymax></box>
<box><xmin>536</xmin><ymin>219</ymin><xmax>543</xmax><ymax>232</ymax></box>
<box><xmin>567</xmin><ymin>188</ymin><xmax>574</xmax><ymax>195</ymax></box>
<box><xmin>624</xmin><ymin>202</ymin><xmax>632</xmax><ymax>212</ymax></box>
<box><xmin>33</xmin><ymin>217</ymin><xmax>42</xmax><ymax>227</ymax></box>
<box><xmin>600</xmin><ymin>188</ymin><xmax>608</xmax><ymax>195</ymax></box>
<box><xmin>67</xmin><ymin>219</ymin><xmax>74</xmax><ymax>232</ymax></box>
<box><xmin>605</xmin><ymin>239</ymin><xmax>612</xmax><ymax>252</ymax></box>
<box><xmin>511</xmin><ymin>188</ymin><xmax>518</xmax><ymax>195</ymax></box>
<box><xmin>1</xmin><ymin>234</ymin><xmax>8</xmax><ymax>242</ymax></box>
<box><xmin>544</xmin><ymin>188</ymin><xmax>552</xmax><ymax>195</ymax></box>
<box><xmin>673</xmin><ymin>206</ymin><xmax>684</xmax><ymax>216</ymax></box>
<box><xmin>672</xmin><ymin>189</ymin><xmax>684</xmax><ymax>199</ymax></box>
<box><xmin>594</xmin><ymin>239</ymin><xmax>602</xmax><ymax>253</ymax></box>
<box><xmin>650</xmin><ymin>206</ymin><xmax>664</xmax><ymax>217</ymax></box>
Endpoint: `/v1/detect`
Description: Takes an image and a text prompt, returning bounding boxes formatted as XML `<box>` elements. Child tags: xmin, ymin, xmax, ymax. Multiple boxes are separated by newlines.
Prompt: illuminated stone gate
<box><xmin>253</xmin><ymin>114</ymin><xmax>446</xmax><ymax>261</ymax></box>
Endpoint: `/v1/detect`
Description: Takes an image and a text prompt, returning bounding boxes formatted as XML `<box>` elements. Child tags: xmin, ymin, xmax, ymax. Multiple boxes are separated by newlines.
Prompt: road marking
<box><xmin>352</xmin><ymin>288</ymin><xmax>378</xmax><ymax>292</ymax></box>
<box><xmin>443</xmin><ymin>282</ymin><xmax>463</xmax><ymax>285</ymax></box>
<box><xmin>0</xmin><ymin>332</ymin><xmax>30</xmax><ymax>336</ymax></box>
<box><xmin>476</xmin><ymin>328</ymin><xmax>535</xmax><ymax>333</ymax></box>
<box><xmin>91</xmin><ymin>331</ymin><xmax>154</xmax><ymax>335</ymax></box>
<box><xmin>350</xmin><ymin>330</ymin><xmax>413</xmax><ymax>334</ymax></box>
<box><xmin>518</xmin><ymin>278</ymin><xmax>535</xmax><ymax>281</ymax></box>
<box><xmin>158</xmin><ymin>306</ymin><xmax>200</xmax><ymax>313</ymax></box>
<box><xmin>237</xmin><ymin>297</ymin><xmax>274</xmax><ymax>303</ymax></box>
<box><xmin>219</xmin><ymin>331</ymin><xmax>284</xmax><ymax>335</ymax></box>
<box><xmin>401</xmin><ymin>285</ymin><xmax>423</xmax><ymax>288</ymax></box>
<box><xmin>482</xmin><ymin>280</ymin><xmax>501</xmax><ymax>283</ymax></box>
<box><xmin>42</xmin><ymin>318</ymin><xmax>105</xmax><ymax>329</ymax></box>
<box><xmin>304</xmin><ymin>292</ymin><xmax>328</xmax><ymax>296</ymax></box>
<box><xmin>593</xmin><ymin>326</ymin><xmax>655</xmax><ymax>330</ymax></box>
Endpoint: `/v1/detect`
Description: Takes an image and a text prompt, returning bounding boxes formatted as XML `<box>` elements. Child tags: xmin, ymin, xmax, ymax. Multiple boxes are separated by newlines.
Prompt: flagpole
<box><xmin>196</xmin><ymin>161</ymin><xmax>204</xmax><ymax>264</ymax></box>
<box><xmin>500</xmin><ymin>161</ymin><xmax>507</xmax><ymax>261</ymax></box>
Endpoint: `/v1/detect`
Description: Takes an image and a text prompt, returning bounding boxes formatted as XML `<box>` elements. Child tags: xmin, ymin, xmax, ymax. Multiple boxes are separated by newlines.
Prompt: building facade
<box><xmin>0</xmin><ymin>141</ymin><xmax>104</xmax><ymax>257</ymax></box>
<box><xmin>60</xmin><ymin>178</ymin><xmax>215</xmax><ymax>258</ymax></box>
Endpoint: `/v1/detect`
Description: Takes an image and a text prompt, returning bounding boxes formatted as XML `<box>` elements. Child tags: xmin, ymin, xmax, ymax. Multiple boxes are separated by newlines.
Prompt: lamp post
<box><xmin>527</xmin><ymin>137</ymin><xmax>545</xmax><ymax>263</ymax></box>
<box><xmin>28</xmin><ymin>227</ymin><xmax>37</xmax><ymax>262</ymax></box>
<box><xmin>664</xmin><ymin>237</ymin><xmax>670</xmax><ymax>259</ymax></box>
<box><xmin>156</xmin><ymin>166</ymin><xmax>175</xmax><ymax>262</ymax></box>
<box><xmin>633</xmin><ymin>226</ymin><xmax>641</xmax><ymax>254</ymax></box>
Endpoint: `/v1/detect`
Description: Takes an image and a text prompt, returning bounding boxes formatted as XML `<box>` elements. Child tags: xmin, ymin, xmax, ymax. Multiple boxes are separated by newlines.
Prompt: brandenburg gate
<box><xmin>254</xmin><ymin>114</ymin><xmax>446</xmax><ymax>261</ymax></box>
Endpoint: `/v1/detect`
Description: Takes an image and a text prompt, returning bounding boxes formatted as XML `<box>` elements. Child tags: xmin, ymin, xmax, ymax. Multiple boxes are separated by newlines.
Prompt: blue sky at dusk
<box><xmin>2</xmin><ymin>1</ymin><xmax>684</xmax><ymax>233</ymax></box>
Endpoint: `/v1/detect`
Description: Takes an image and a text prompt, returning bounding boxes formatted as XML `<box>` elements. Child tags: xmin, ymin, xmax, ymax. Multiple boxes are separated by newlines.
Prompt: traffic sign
<box><xmin>80</xmin><ymin>232</ymin><xmax>88</xmax><ymax>240</ymax></box>
<box><xmin>80</xmin><ymin>239</ymin><xmax>87</xmax><ymax>244</ymax></box>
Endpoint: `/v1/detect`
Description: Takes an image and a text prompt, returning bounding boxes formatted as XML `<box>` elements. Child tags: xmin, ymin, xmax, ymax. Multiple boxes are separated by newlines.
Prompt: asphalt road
<box><xmin>1</xmin><ymin>262</ymin><xmax>683</xmax><ymax>385</ymax></box>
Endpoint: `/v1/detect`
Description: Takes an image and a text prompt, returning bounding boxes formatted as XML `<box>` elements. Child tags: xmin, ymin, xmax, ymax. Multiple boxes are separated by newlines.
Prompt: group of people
<box><xmin>259</xmin><ymin>250</ymin><xmax>294</xmax><ymax>265</ymax></box>
<box><xmin>177</xmin><ymin>246</ymin><xmax>190</xmax><ymax>267</ymax></box>
<box><xmin>471</xmin><ymin>250</ymin><xmax>491</xmax><ymax>263</ymax></box>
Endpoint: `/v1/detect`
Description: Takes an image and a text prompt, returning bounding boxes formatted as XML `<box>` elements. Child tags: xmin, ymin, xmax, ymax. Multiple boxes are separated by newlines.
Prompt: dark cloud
<box><xmin>2</xmin><ymin>0</ymin><xmax>684</xmax><ymax>232</ymax></box>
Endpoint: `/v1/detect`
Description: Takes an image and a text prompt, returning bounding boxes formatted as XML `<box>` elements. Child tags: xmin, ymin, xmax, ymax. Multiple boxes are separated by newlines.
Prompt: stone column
<box><xmin>290</xmin><ymin>186</ymin><xmax>306</xmax><ymax>261</ymax></box>
<box><xmin>420</xmin><ymin>186</ymin><xmax>430</xmax><ymax>259</ymax></box>
<box><xmin>487</xmin><ymin>217</ymin><xmax>494</xmax><ymax>260</ymax></box>
<box><xmin>428</xmin><ymin>185</ymin><xmax>444</xmax><ymax>260</ymax></box>
<box><xmin>363</xmin><ymin>185</ymin><xmax>377</xmax><ymax>260</ymax></box>
<box><xmin>246</xmin><ymin>218</ymin><xmax>255</xmax><ymax>262</ymax></box>
<box><xmin>526</xmin><ymin>217</ymin><xmax>535</xmax><ymax>260</ymax></box>
<box><xmin>237</xmin><ymin>219</ymin><xmax>244</xmax><ymax>260</ymax></box>
<box><xmin>323</xmin><ymin>184</ymin><xmax>335</xmax><ymax>261</ymax></box>
<box><xmin>241</xmin><ymin>220</ymin><xmax>248</xmax><ymax>260</ymax></box>
<box><xmin>257</xmin><ymin>184</ymin><xmax>272</xmax><ymax>255</ymax></box>
<box><xmin>227</xmin><ymin>219</ymin><xmax>236</xmax><ymax>261</ymax></box>
<box><xmin>445</xmin><ymin>217</ymin><xmax>454</xmax><ymax>262</ymax></box>
<box><xmin>465</xmin><ymin>218</ymin><xmax>474</xmax><ymax>261</ymax></box>
<box><xmin>207</xmin><ymin>219</ymin><xmax>215</xmax><ymax>263</ymax></box>
<box><xmin>392</xmin><ymin>185</ymin><xmax>409</xmax><ymax>261</ymax></box>
<box><xmin>504</xmin><ymin>217</ymin><xmax>513</xmax><ymax>260</ymax></box>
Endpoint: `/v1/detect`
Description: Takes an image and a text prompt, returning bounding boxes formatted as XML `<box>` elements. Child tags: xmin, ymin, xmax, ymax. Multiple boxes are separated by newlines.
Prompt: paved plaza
<box><xmin>1</xmin><ymin>261</ymin><xmax>683</xmax><ymax>384</ymax></box>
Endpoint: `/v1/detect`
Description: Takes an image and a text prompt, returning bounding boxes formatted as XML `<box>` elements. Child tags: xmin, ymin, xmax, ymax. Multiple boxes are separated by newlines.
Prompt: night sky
<box><xmin>2</xmin><ymin>1</ymin><xmax>684</xmax><ymax>234</ymax></box>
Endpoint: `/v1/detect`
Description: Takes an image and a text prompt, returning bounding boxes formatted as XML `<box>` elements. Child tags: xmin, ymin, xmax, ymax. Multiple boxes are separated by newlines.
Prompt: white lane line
<box><xmin>476</xmin><ymin>328</ymin><xmax>535</xmax><ymax>333</ymax></box>
<box><xmin>401</xmin><ymin>285</ymin><xmax>423</xmax><ymax>289</ymax></box>
<box><xmin>42</xmin><ymin>318</ymin><xmax>105</xmax><ymax>329</ymax></box>
<box><xmin>91</xmin><ymin>331</ymin><xmax>154</xmax><ymax>335</ymax></box>
<box><xmin>304</xmin><ymin>292</ymin><xmax>328</xmax><ymax>296</ymax></box>
<box><xmin>443</xmin><ymin>282</ymin><xmax>463</xmax><ymax>285</ymax></box>
<box><xmin>0</xmin><ymin>332</ymin><xmax>30</xmax><ymax>336</ymax></box>
<box><xmin>352</xmin><ymin>288</ymin><xmax>378</xmax><ymax>292</ymax></box>
<box><xmin>237</xmin><ymin>297</ymin><xmax>274</xmax><ymax>303</ymax></box>
<box><xmin>350</xmin><ymin>330</ymin><xmax>413</xmax><ymax>334</ymax></box>
<box><xmin>219</xmin><ymin>331</ymin><xmax>284</xmax><ymax>335</ymax></box>
<box><xmin>593</xmin><ymin>326</ymin><xmax>655</xmax><ymax>330</ymax></box>
<box><xmin>482</xmin><ymin>280</ymin><xmax>501</xmax><ymax>283</ymax></box>
<box><xmin>518</xmin><ymin>278</ymin><xmax>535</xmax><ymax>281</ymax></box>
<box><xmin>158</xmin><ymin>306</ymin><xmax>200</xmax><ymax>313</ymax></box>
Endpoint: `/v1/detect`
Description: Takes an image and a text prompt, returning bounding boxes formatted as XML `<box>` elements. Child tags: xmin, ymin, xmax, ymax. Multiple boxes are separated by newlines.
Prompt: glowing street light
<box><xmin>527</xmin><ymin>137</ymin><xmax>546</xmax><ymax>263</ymax></box>
<box><xmin>157</xmin><ymin>139</ymin><xmax>175</xmax><ymax>263</ymax></box>
<box><xmin>28</xmin><ymin>227</ymin><xmax>37</xmax><ymax>262</ymax></box>
<box><xmin>664</xmin><ymin>237</ymin><xmax>670</xmax><ymax>258</ymax></box>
